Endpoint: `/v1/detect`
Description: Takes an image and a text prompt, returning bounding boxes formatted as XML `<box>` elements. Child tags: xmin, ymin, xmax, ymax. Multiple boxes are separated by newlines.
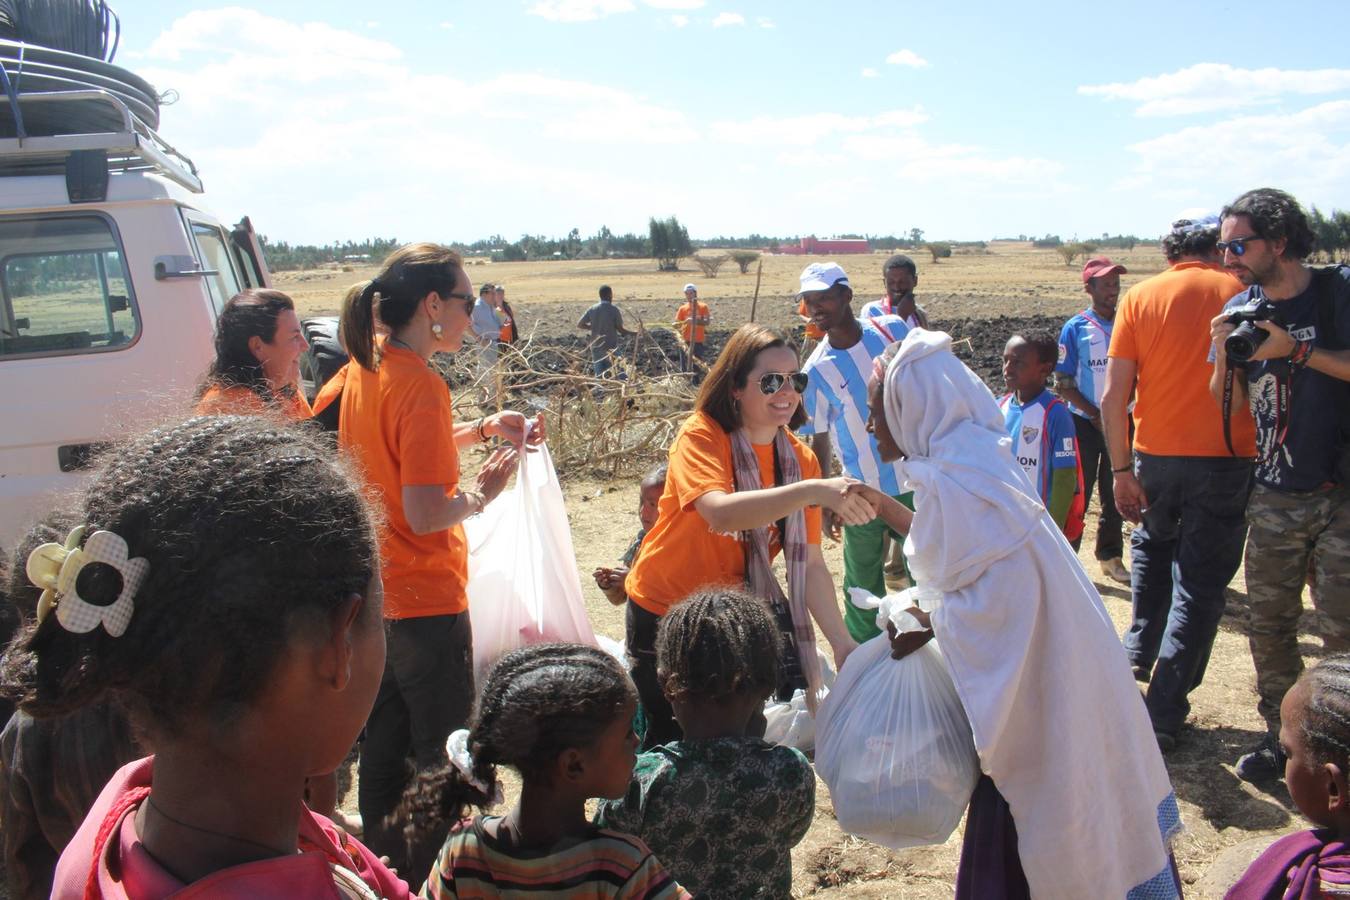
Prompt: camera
<box><xmin>1224</xmin><ymin>297</ymin><xmax>1280</xmax><ymax>364</ymax></box>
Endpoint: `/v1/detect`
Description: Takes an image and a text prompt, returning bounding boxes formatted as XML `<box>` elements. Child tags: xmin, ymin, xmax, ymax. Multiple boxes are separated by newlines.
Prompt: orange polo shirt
<box><xmin>625</xmin><ymin>411</ymin><xmax>822</xmax><ymax>617</ymax></box>
<box><xmin>675</xmin><ymin>301</ymin><xmax>710</xmax><ymax>344</ymax></box>
<box><xmin>1109</xmin><ymin>261</ymin><xmax>1255</xmax><ymax>457</ymax></box>
<box><xmin>196</xmin><ymin>383</ymin><xmax>313</xmax><ymax>420</ymax></box>
<box><xmin>338</xmin><ymin>344</ymin><xmax>466</xmax><ymax>619</ymax></box>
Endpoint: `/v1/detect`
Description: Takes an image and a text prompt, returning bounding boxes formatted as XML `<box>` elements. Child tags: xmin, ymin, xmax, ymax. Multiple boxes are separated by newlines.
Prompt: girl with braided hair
<box><xmin>1227</xmin><ymin>653</ymin><xmax>1350</xmax><ymax>898</ymax></box>
<box><xmin>595</xmin><ymin>589</ymin><xmax>814</xmax><ymax>900</ymax></box>
<box><xmin>404</xmin><ymin>643</ymin><xmax>691</xmax><ymax>899</ymax></box>
<box><xmin>0</xmin><ymin>415</ymin><xmax>408</xmax><ymax>898</ymax></box>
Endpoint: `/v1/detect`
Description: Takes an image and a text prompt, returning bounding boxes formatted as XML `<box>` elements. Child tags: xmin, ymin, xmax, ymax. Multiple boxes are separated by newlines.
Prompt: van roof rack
<box><xmin>0</xmin><ymin>89</ymin><xmax>202</xmax><ymax>193</ymax></box>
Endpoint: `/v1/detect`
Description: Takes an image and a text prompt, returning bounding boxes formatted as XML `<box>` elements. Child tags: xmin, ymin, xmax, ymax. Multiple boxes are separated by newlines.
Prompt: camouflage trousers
<box><xmin>1245</xmin><ymin>482</ymin><xmax>1350</xmax><ymax>734</ymax></box>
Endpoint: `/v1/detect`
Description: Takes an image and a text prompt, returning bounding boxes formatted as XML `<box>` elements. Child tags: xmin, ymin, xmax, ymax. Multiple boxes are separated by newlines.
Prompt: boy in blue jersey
<box><xmin>1055</xmin><ymin>257</ymin><xmax>1130</xmax><ymax>583</ymax></box>
<box><xmin>796</xmin><ymin>261</ymin><xmax>911</xmax><ymax>642</ymax></box>
<box><xmin>1001</xmin><ymin>333</ymin><xmax>1081</xmax><ymax>535</ymax></box>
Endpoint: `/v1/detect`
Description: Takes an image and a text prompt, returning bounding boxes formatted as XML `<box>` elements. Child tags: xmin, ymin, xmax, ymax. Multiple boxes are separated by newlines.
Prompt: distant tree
<box><xmin>1033</xmin><ymin>234</ymin><xmax>1063</xmax><ymax>249</ymax></box>
<box><xmin>909</xmin><ymin>227</ymin><xmax>925</xmax><ymax>244</ymax></box>
<box><xmin>650</xmin><ymin>215</ymin><xmax>692</xmax><ymax>270</ymax></box>
<box><xmin>1079</xmin><ymin>241</ymin><xmax>1100</xmax><ymax>257</ymax></box>
<box><xmin>693</xmin><ymin>253</ymin><xmax>730</xmax><ymax>278</ymax></box>
<box><xmin>1057</xmin><ymin>243</ymin><xmax>1087</xmax><ymax>266</ymax></box>
<box><xmin>925</xmin><ymin>242</ymin><xmax>951</xmax><ymax>263</ymax></box>
<box><xmin>730</xmin><ymin>250</ymin><xmax>760</xmax><ymax>274</ymax></box>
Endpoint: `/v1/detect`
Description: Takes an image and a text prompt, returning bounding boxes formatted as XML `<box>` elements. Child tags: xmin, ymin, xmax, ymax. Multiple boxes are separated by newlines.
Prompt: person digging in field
<box><xmin>673</xmin><ymin>283</ymin><xmax>710</xmax><ymax>379</ymax></box>
<box><xmin>579</xmin><ymin>284</ymin><xmax>635</xmax><ymax>378</ymax></box>
<box><xmin>1054</xmin><ymin>256</ymin><xmax>1130</xmax><ymax>583</ymax></box>
<box><xmin>857</xmin><ymin>330</ymin><xmax>1182</xmax><ymax>900</ymax></box>
<box><xmin>795</xmin><ymin>261</ymin><xmax>913</xmax><ymax>643</ymax></box>
<box><xmin>860</xmin><ymin>253</ymin><xmax>930</xmax><ymax>329</ymax></box>
<box><xmin>623</xmin><ymin>323</ymin><xmax>868</xmax><ymax>750</ymax></box>
<box><xmin>593</xmin><ymin>463</ymin><xmax>668</xmax><ymax>607</ymax></box>
<box><xmin>998</xmin><ymin>332</ymin><xmax>1085</xmax><ymax>541</ymax></box>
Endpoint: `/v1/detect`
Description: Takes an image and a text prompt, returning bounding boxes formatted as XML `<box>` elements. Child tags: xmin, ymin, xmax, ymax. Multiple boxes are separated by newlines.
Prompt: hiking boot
<box><xmin>1235</xmin><ymin>736</ymin><xmax>1286</xmax><ymax>783</ymax></box>
<box><xmin>1100</xmin><ymin>557</ymin><xmax>1131</xmax><ymax>585</ymax></box>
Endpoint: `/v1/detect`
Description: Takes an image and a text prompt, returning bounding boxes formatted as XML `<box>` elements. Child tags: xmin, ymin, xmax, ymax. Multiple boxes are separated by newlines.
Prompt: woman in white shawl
<box><xmin>859</xmin><ymin>330</ymin><xmax>1181</xmax><ymax>899</ymax></box>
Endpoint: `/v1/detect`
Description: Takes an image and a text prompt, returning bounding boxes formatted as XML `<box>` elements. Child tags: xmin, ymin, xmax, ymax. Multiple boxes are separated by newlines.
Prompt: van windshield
<box><xmin>0</xmin><ymin>216</ymin><xmax>138</xmax><ymax>358</ymax></box>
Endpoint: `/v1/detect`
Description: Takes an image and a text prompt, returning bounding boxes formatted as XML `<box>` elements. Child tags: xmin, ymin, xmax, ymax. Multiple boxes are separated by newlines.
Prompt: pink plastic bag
<box><xmin>464</xmin><ymin>444</ymin><xmax>596</xmax><ymax>679</ymax></box>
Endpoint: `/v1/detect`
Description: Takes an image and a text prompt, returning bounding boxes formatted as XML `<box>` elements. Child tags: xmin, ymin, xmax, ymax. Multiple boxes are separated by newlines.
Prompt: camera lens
<box><xmin>1225</xmin><ymin>322</ymin><xmax>1268</xmax><ymax>364</ymax></box>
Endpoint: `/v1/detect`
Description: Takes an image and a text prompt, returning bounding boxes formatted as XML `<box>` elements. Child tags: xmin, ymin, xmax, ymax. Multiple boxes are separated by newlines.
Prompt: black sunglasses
<box><xmin>1216</xmin><ymin>236</ymin><xmax>1265</xmax><ymax>257</ymax></box>
<box><xmin>758</xmin><ymin>372</ymin><xmax>808</xmax><ymax>395</ymax></box>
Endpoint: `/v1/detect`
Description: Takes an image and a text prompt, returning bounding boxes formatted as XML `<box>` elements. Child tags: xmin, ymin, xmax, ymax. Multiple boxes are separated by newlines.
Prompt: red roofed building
<box><xmin>773</xmin><ymin>236</ymin><xmax>872</xmax><ymax>255</ymax></box>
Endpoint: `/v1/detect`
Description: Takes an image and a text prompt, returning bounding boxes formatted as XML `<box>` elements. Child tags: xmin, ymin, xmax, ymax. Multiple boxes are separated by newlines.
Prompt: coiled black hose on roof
<box><xmin>0</xmin><ymin>0</ymin><xmax>120</xmax><ymax>63</ymax></box>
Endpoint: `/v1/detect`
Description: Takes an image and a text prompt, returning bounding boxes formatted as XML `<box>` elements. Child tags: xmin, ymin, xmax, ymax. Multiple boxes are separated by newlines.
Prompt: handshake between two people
<box><xmin>817</xmin><ymin>478</ymin><xmax>898</xmax><ymax>542</ymax></box>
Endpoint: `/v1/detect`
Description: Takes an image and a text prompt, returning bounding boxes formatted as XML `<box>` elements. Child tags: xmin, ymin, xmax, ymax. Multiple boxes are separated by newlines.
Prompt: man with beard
<box><xmin>1208</xmin><ymin>188</ymin><xmax>1350</xmax><ymax>782</ymax></box>
<box><xmin>1102</xmin><ymin>216</ymin><xmax>1254</xmax><ymax>752</ymax></box>
<box><xmin>861</xmin><ymin>254</ymin><xmax>930</xmax><ymax>329</ymax></box>
<box><xmin>1055</xmin><ymin>257</ymin><xmax>1130</xmax><ymax>584</ymax></box>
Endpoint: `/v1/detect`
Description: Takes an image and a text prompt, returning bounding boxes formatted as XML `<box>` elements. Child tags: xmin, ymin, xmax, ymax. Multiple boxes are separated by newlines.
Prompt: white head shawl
<box><xmin>881</xmin><ymin>329</ymin><xmax>1181</xmax><ymax>900</ymax></box>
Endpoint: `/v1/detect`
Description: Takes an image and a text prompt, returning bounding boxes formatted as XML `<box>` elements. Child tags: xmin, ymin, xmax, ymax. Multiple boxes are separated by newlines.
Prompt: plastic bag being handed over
<box><xmin>465</xmin><ymin>442</ymin><xmax>597</xmax><ymax>680</ymax></box>
<box><xmin>814</xmin><ymin>587</ymin><xmax>979</xmax><ymax>849</ymax></box>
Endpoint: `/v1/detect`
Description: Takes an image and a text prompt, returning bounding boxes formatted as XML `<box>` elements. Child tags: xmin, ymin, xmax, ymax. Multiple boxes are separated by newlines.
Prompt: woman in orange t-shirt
<box><xmin>334</xmin><ymin>243</ymin><xmax>540</xmax><ymax>875</ymax></box>
<box><xmin>625</xmin><ymin>323</ymin><xmax>872</xmax><ymax>748</ymax></box>
<box><xmin>194</xmin><ymin>289</ymin><xmax>313</xmax><ymax>420</ymax></box>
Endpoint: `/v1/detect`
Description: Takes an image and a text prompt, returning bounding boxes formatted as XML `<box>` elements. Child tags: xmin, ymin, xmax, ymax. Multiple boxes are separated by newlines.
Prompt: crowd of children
<box><xmin>0</xmin><ymin>236</ymin><xmax>1339</xmax><ymax>900</ymax></box>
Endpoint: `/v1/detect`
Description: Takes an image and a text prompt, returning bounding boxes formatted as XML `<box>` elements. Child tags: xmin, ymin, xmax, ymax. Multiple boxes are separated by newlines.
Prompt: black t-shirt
<box><xmin>1223</xmin><ymin>265</ymin><xmax>1350</xmax><ymax>492</ymax></box>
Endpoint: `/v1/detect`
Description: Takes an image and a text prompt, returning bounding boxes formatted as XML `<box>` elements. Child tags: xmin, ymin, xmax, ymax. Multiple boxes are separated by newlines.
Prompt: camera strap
<box><xmin>1225</xmin><ymin>359</ymin><xmax>1290</xmax><ymax>459</ymax></box>
<box><xmin>1222</xmin><ymin>363</ymin><xmax>1239</xmax><ymax>457</ymax></box>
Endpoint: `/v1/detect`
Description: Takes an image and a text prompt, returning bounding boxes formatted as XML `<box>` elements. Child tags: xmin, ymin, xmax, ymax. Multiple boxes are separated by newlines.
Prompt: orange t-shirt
<box><xmin>338</xmin><ymin>344</ymin><xmax>466</xmax><ymax>619</ymax></box>
<box><xmin>798</xmin><ymin>299</ymin><xmax>824</xmax><ymax>340</ymax></box>
<box><xmin>624</xmin><ymin>411</ymin><xmax>823</xmax><ymax>617</ymax></box>
<box><xmin>675</xmin><ymin>301</ymin><xmax>710</xmax><ymax>344</ymax></box>
<box><xmin>196</xmin><ymin>383</ymin><xmax>313</xmax><ymax>420</ymax></box>
<box><xmin>498</xmin><ymin>317</ymin><xmax>513</xmax><ymax>343</ymax></box>
<box><xmin>1109</xmin><ymin>261</ymin><xmax>1255</xmax><ymax>457</ymax></box>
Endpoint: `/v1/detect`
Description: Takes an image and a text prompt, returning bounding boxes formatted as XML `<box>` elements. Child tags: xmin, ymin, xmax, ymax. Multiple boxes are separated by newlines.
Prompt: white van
<box><xmin>0</xmin><ymin>46</ymin><xmax>271</xmax><ymax>547</ymax></box>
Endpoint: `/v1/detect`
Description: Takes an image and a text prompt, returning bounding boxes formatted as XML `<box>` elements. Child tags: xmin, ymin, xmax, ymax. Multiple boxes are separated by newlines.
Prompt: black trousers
<box><xmin>358</xmin><ymin>612</ymin><xmax>474</xmax><ymax>879</ymax></box>
<box><xmin>627</xmin><ymin>601</ymin><xmax>683</xmax><ymax>751</ymax></box>
<box><xmin>1070</xmin><ymin>414</ymin><xmax>1124</xmax><ymax>561</ymax></box>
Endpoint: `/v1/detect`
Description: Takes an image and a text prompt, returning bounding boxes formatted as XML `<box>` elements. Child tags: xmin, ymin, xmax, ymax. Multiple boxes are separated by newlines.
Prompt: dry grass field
<box><xmin>274</xmin><ymin>243</ymin><xmax>1313</xmax><ymax>897</ymax></box>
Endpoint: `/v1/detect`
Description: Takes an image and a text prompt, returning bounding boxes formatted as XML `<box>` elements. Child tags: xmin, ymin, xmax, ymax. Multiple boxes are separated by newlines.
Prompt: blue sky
<box><xmin>108</xmin><ymin>0</ymin><xmax>1350</xmax><ymax>245</ymax></box>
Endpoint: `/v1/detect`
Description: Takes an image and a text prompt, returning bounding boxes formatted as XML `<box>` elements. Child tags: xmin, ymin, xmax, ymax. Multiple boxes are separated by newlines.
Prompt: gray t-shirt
<box><xmin>580</xmin><ymin>301</ymin><xmax>625</xmax><ymax>360</ymax></box>
<box><xmin>471</xmin><ymin>298</ymin><xmax>502</xmax><ymax>340</ymax></box>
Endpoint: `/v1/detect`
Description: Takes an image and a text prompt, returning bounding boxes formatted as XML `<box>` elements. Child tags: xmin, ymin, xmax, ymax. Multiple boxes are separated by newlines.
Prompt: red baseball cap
<box><xmin>1081</xmin><ymin>256</ymin><xmax>1126</xmax><ymax>283</ymax></box>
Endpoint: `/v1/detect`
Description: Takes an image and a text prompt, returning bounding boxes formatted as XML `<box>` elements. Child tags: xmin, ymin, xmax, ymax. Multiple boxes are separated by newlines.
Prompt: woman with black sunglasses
<box><xmin>334</xmin><ymin>242</ymin><xmax>543</xmax><ymax>877</ymax></box>
<box><xmin>624</xmin><ymin>323</ymin><xmax>873</xmax><ymax>749</ymax></box>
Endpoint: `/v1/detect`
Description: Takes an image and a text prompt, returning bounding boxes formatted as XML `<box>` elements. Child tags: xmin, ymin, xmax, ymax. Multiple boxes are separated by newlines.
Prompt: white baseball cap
<box><xmin>798</xmin><ymin>262</ymin><xmax>849</xmax><ymax>295</ymax></box>
<box><xmin>683</xmin><ymin>283</ymin><xmax>697</xmax><ymax>293</ymax></box>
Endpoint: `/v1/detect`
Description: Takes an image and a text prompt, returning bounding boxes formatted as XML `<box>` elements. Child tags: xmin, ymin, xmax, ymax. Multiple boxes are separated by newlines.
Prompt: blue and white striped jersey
<box><xmin>1054</xmin><ymin>309</ymin><xmax>1113</xmax><ymax>418</ymax></box>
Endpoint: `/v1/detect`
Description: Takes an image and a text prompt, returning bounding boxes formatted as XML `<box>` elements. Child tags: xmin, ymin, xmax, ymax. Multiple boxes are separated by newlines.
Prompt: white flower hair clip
<box><xmin>445</xmin><ymin>728</ymin><xmax>503</xmax><ymax>805</ymax></box>
<box><xmin>25</xmin><ymin>525</ymin><xmax>148</xmax><ymax>637</ymax></box>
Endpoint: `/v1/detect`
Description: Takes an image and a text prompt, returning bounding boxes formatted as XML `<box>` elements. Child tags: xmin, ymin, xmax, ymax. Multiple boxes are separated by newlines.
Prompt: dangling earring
<box><xmin>431</xmin><ymin>322</ymin><xmax>444</xmax><ymax>341</ymax></box>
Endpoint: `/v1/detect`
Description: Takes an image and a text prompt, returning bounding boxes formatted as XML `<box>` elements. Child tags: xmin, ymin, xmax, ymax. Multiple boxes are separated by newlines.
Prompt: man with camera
<box><xmin>1208</xmin><ymin>188</ymin><xmax>1350</xmax><ymax>782</ymax></box>
<box><xmin>1102</xmin><ymin>216</ymin><xmax>1254</xmax><ymax>752</ymax></box>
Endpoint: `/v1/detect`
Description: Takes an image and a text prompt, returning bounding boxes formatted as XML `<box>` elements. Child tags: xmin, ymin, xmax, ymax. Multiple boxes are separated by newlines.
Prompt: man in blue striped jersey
<box><xmin>796</xmin><ymin>261</ymin><xmax>910</xmax><ymax>642</ymax></box>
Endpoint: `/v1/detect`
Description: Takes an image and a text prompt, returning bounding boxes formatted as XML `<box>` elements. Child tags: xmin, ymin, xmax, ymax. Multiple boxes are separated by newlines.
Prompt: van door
<box><xmin>182</xmin><ymin>211</ymin><xmax>245</xmax><ymax>314</ymax></box>
<box><xmin>231</xmin><ymin>216</ymin><xmax>272</xmax><ymax>289</ymax></box>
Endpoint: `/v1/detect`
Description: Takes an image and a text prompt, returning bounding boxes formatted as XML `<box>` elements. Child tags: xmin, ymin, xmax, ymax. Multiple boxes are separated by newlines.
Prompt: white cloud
<box><xmin>861</xmin><ymin>67</ymin><xmax>879</xmax><ymax>79</ymax></box>
<box><xmin>710</xmin><ymin>108</ymin><xmax>929</xmax><ymax>146</ymax></box>
<box><xmin>528</xmin><ymin>0</ymin><xmax>635</xmax><ymax>22</ymax></box>
<box><xmin>439</xmin><ymin>21</ymin><xmax>454</xmax><ymax>29</ymax></box>
<box><xmin>712</xmin><ymin>12</ymin><xmax>745</xmax><ymax>27</ymax></box>
<box><xmin>1116</xmin><ymin>101</ymin><xmax>1350</xmax><ymax>198</ymax></box>
<box><xmin>757</xmin><ymin>17</ymin><xmax>774</xmax><ymax>28</ymax></box>
<box><xmin>1079</xmin><ymin>63</ymin><xmax>1350</xmax><ymax>117</ymax></box>
<box><xmin>886</xmin><ymin>49</ymin><xmax>928</xmax><ymax>69</ymax></box>
<box><xmin>642</xmin><ymin>0</ymin><xmax>704</xmax><ymax>7</ymax></box>
<box><xmin>670</xmin><ymin>14</ymin><xmax>689</xmax><ymax>26</ymax></box>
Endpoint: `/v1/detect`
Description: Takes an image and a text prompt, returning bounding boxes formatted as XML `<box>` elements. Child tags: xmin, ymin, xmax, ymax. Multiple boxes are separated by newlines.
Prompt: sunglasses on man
<box><xmin>1216</xmin><ymin>236</ymin><xmax>1266</xmax><ymax>257</ymax></box>
<box><xmin>758</xmin><ymin>372</ymin><xmax>809</xmax><ymax>395</ymax></box>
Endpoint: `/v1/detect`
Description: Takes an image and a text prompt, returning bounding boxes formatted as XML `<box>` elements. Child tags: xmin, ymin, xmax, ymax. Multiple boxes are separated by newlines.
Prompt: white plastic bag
<box><xmin>464</xmin><ymin>443</ymin><xmax>596</xmax><ymax>679</ymax></box>
<box><xmin>763</xmin><ymin>650</ymin><xmax>836</xmax><ymax>753</ymax></box>
<box><xmin>815</xmin><ymin>588</ymin><xmax>979</xmax><ymax>849</ymax></box>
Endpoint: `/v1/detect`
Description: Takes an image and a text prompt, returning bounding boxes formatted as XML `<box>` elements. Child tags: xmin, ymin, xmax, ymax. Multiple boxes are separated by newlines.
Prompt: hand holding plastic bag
<box><xmin>464</xmin><ymin>443</ymin><xmax>596</xmax><ymax>679</ymax></box>
<box><xmin>815</xmin><ymin>587</ymin><xmax>979</xmax><ymax>849</ymax></box>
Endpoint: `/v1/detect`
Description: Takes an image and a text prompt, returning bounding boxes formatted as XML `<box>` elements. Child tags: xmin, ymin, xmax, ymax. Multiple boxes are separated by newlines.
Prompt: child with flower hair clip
<box><xmin>0</xmin><ymin>415</ymin><xmax>408</xmax><ymax>899</ymax></box>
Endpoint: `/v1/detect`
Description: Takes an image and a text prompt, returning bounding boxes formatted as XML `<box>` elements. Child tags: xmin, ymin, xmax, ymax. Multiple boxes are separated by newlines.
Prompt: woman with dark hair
<box><xmin>623</xmin><ymin>323</ymin><xmax>872</xmax><ymax>749</ymax></box>
<box><xmin>195</xmin><ymin>289</ymin><xmax>311</xmax><ymax>419</ymax></box>
<box><xmin>334</xmin><ymin>242</ymin><xmax>542</xmax><ymax>877</ymax></box>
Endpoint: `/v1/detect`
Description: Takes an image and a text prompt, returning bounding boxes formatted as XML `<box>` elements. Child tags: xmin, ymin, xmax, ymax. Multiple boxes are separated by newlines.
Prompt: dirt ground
<box><xmin>275</xmin><ymin>245</ymin><xmax>1314</xmax><ymax>897</ymax></box>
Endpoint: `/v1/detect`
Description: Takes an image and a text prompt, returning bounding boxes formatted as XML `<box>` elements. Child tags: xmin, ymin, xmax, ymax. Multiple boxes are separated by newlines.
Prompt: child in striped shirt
<box><xmin>406</xmin><ymin>644</ymin><xmax>691</xmax><ymax>900</ymax></box>
<box><xmin>999</xmin><ymin>333</ymin><xmax>1083</xmax><ymax>539</ymax></box>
